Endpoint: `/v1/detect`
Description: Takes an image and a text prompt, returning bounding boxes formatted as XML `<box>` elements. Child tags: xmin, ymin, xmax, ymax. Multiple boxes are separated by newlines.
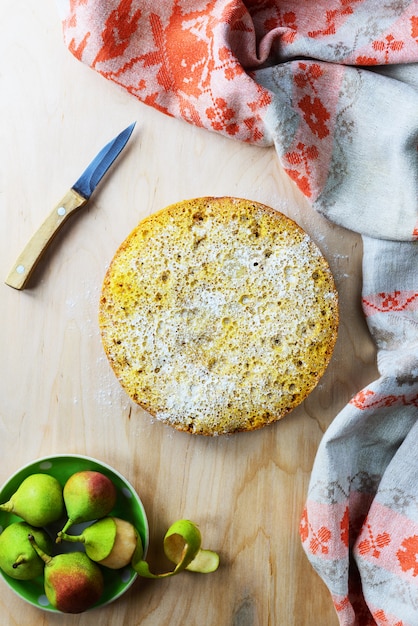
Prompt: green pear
<box><xmin>0</xmin><ymin>522</ymin><xmax>52</xmax><ymax>580</ymax></box>
<box><xmin>0</xmin><ymin>474</ymin><xmax>64</xmax><ymax>527</ymax></box>
<box><xmin>28</xmin><ymin>535</ymin><xmax>104</xmax><ymax>614</ymax></box>
<box><xmin>58</xmin><ymin>516</ymin><xmax>139</xmax><ymax>569</ymax></box>
<box><xmin>60</xmin><ymin>471</ymin><xmax>117</xmax><ymax>534</ymax></box>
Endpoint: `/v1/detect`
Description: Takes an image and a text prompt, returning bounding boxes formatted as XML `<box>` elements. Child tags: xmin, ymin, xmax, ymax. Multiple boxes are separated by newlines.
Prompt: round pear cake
<box><xmin>99</xmin><ymin>197</ymin><xmax>338</xmax><ymax>435</ymax></box>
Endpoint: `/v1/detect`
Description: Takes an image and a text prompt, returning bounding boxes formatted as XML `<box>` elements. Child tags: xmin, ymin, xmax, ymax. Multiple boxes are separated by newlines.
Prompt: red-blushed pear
<box><xmin>0</xmin><ymin>474</ymin><xmax>64</xmax><ymax>527</ymax></box>
<box><xmin>57</xmin><ymin>516</ymin><xmax>139</xmax><ymax>569</ymax></box>
<box><xmin>28</xmin><ymin>535</ymin><xmax>104</xmax><ymax>614</ymax></box>
<box><xmin>0</xmin><ymin>522</ymin><xmax>53</xmax><ymax>580</ymax></box>
<box><xmin>59</xmin><ymin>471</ymin><xmax>117</xmax><ymax>534</ymax></box>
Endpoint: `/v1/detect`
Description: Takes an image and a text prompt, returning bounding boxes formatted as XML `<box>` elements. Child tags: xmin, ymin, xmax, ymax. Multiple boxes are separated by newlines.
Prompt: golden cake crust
<box><xmin>99</xmin><ymin>197</ymin><xmax>339</xmax><ymax>435</ymax></box>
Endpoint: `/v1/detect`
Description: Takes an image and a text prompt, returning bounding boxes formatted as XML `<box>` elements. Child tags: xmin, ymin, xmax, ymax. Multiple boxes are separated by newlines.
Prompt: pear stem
<box><xmin>28</xmin><ymin>534</ymin><xmax>52</xmax><ymax>565</ymax></box>
<box><xmin>60</xmin><ymin>518</ymin><xmax>74</xmax><ymax>535</ymax></box>
<box><xmin>12</xmin><ymin>555</ymin><xmax>26</xmax><ymax>569</ymax></box>
<box><xmin>56</xmin><ymin>531</ymin><xmax>84</xmax><ymax>545</ymax></box>
<box><xmin>0</xmin><ymin>502</ymin><xmax>13</xmax><ymax>513</ymax></box>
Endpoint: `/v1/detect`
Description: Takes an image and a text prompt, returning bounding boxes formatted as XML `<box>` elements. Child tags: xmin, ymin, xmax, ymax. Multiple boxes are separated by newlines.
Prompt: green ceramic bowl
<box><xmin>0</xmin><ymin>454</ymin><xmax>149</xmax><ymax>612</ymax></box>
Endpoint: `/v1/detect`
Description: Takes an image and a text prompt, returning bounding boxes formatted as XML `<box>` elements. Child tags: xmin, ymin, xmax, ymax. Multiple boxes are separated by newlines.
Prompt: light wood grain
<box><xmin>0</xmin><ymin>1</ymin><xmax>378</xmax><ymax>624</ymax></box>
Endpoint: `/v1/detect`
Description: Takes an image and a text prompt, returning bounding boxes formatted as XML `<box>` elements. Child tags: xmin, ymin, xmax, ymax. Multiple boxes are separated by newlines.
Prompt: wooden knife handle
<box><xmin>5</xmin><ymin>188</ymin><xmax>88</xmax><ymax>290</ymax></box>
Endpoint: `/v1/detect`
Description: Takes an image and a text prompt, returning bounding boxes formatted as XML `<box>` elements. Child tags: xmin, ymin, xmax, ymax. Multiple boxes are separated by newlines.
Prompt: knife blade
<box><xmin>5</xmin><ymin>122</ymin><xmax>136</xmax><ymax>290</ymax></box>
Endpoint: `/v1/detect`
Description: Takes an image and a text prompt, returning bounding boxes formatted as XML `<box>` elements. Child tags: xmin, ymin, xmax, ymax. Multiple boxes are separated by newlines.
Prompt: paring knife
<box><xmin>5</xmin><ymin>122</ymin><xmax>136</xmax><ymax>290</ymax></box>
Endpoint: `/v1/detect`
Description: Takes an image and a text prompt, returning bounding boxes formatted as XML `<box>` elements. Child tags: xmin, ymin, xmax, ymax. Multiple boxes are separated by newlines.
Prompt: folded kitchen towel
<box><xmin>58</xmin><ymin>2</ymin><xmax>418</xmax><ymax>622</ymax></box>
<box><xmin>59</xmin><ymin>0</ymin><xmax>418</xmax><ymax>242</ymax></box>
<box><xmin>300</xmin><ymin>237</ymin><xmax>418</xmax><ymax>625</ymax></box>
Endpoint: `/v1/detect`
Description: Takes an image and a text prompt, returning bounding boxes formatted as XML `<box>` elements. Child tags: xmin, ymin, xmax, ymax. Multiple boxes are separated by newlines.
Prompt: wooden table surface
<box><xmin>1</xmin><ymin>2</ymin><xmax>379</xmax><ymax>624</ymax></box>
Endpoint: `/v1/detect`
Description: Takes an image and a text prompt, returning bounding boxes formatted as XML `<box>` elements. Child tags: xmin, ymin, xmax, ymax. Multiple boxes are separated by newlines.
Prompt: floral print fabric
<box><xmin>301</xmin><ymin>237</ymin><xmax>418</xmax><ymax>625</ymax></box>
<box><xmin>60</xmin><ymin>0</ymin><xmax>418</xmax><ymax>240</ymax></box>
<box><xmin>59</xmin><ymin>1</ymin><xmax>418</xmax><ymax>623</ymax></box>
